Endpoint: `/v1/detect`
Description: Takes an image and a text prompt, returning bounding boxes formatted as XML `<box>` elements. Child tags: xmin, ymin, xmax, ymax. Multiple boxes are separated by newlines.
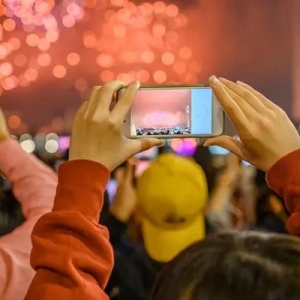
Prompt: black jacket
<box><xmin>101</xmin><ymin>213</ymin><xmax>163</xmax><ymax>300</ymax></box>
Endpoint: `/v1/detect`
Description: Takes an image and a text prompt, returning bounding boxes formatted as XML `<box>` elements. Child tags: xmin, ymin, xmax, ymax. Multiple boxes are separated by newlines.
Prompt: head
<box><xmin>136</xmin><ymin>153</ymin><xmax>208</xmax><ymax>263</ymax></box>
<box><xmin>151</xmin><ymin>231</ymin><xmax>300</xmax><ymax>300</ymax></box>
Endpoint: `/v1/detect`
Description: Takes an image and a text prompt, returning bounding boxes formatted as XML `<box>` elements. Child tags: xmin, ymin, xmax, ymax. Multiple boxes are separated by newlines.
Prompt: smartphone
<box><xmin>117</xmin><ymin>85</ymin><xmax>224</xmax><ymax>139</ymax></box>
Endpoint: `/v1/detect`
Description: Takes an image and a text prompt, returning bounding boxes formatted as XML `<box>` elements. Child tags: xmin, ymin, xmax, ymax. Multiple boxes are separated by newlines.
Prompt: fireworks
<box><xmin>0</xmin><ymin>0</ymin><xmax>201</xmax><ymax>96</ymax></box>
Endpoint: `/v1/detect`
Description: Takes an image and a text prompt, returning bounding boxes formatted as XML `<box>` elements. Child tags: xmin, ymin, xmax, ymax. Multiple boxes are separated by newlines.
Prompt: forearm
<box><xmin>267</xmin><ymin>149</ymin><xmax>300</xmax><ymax>236</ymax></box>
<box><xmin>0</xmin><ymin>138</ymin><xmax>57</xmax><ymax>218</ymax></box>
<box><xmin>25</xmin><ymin>161</ymin><xmax>113</xmax><ymax>300</ymax></box>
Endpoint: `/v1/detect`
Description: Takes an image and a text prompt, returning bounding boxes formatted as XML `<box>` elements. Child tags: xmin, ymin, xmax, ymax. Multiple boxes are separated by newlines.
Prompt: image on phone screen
<box><xmin>129</xmin><ymin>87</ymin><xmax>213</xmax><ymax>137</ymax></box>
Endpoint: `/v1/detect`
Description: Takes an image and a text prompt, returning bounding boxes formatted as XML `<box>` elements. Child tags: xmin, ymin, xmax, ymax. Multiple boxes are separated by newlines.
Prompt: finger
<box><xmin>209</xmin><ymin>76</ymin><xmax>249</xmax><ymax>128</ymax></box>
<box><xmin>219</xmin><ymin>78</ymin><xmax>270</xmax><ymax>114</ymax></box>
<box><xmin>115</xmin><ymin>167</ymin><xmax>126</xmax><ymax>183</ymax></box>
<box><xmin>75</xmin><ymin>101</ymin><xmax>88</xmax><ymax>119</ymax></box>
<box><xmin>204</xmin><ymin>135</ymin><xmax>247</xmax><ymax>160</ymax></box>
<box><xmin>84</xmin><ymin>86</ymin><xmax>101</xmax><ymax>116</ymax></box>
<box><xmin>236</xmin><ymin>81</ymin><xmax>278</xmax><ymax>110</ymax></box>
<box><xmin>222</xmin><ymin>85</ymin><xmax>260</xmax><ymax>120</ymax></box>
<box><xmin>129</xmin><ymin>138</ymin><xmax>164</xmax><ymax>157</ymax></box>
<box><xmin>86</xmin><ymin>81</ymin><xmax>125</xmax><ymax>118</ymax></box>
<box><xmin>125</xmin><ymin>162</ymin><xmax>134</xmax><ymax>184</ymax></box>
<box><xmin>227</xmin><ymin>152</ymin><xmax>241</xmax><ymax>168</ymax></box>
<box><xmin>111</xmin><ymin>81</ymin><xmax>140</xmax><ymax>122</ymax></box>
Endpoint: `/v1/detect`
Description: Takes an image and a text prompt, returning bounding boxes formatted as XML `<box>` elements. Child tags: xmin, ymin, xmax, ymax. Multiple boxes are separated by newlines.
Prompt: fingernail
<box><xmin>209</xmin><ymin>75</ymin><xmax>221</xmax><ymax>87</ymax></box>
<box><xmin>158</xmin><ymin>140</ymin><xmax>165</xmax><ymax>147</ymax></box>
<box><xmin>219</xmin><ymin>77</ymin><xmax>230</xmax><ymax>84</ymax></box>
<box><xmin>134</xmin><ymin>81</ymin><xmax>141</xmax><ymax>87</ymax></box>
<box><xmin>236</xmin><ymin>80</ymin><xmax>246</xmax><ymax>87</ymax></box>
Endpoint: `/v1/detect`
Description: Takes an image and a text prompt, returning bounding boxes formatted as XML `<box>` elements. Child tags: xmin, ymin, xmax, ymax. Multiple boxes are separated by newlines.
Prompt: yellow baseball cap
<box><xmin>136</xmin><ymin>153</ymin><xmax>208</xmax><ymax>262</ymax></box>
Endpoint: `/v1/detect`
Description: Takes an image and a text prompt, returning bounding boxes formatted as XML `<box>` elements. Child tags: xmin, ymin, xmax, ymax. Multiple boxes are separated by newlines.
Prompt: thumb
<box><xmin>130</xmin><ymin>138</ymin><xmax>164</xmax><ymax>156</ymax></box>
<box><xmin>204</xmin><ymin>135</ymin><xmax>246</xmax><ymax>160</ymax></box>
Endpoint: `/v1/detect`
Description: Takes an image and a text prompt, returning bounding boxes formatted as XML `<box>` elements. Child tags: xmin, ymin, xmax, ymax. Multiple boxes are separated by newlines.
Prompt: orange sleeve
<box><xmin>24</xmin><ymin>160</ymin><xmax>113</xmax><ymax>300</ymax></box>
<box><xmin>267</xmin><ymin>149</ymin><xmax>300</xmax><ymax>236</ymax></box>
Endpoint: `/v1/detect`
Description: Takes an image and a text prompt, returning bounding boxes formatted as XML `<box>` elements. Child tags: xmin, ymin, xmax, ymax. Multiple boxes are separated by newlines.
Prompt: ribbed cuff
<box><xmin>53</xmin><ymin>160</ymin><xmax>110</xmax><ymax>222</ymax></box>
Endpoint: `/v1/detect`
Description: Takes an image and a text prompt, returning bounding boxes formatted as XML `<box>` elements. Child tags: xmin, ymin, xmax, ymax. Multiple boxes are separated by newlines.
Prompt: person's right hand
<box><xmin>69</xmin><ymin>81</ymin><xmax>164</xmax><ymax>171</ymax></box>
<box><xmin>204</xmin><ymin>77</ymin><xmax>300</xmax><ymax>172</ymax></box>
<box><xmin>110</xmin><ymin>163</ymin><xmax>137</xmax><ymax>222</ymax></box>
<box><xmin>0</xmin><ymin>108</ymin><xmax>9</xmax><ymax>143</ymax></box>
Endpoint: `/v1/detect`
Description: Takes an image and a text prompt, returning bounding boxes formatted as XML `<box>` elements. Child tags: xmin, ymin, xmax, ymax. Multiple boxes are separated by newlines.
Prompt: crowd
<box><xmin>0</xmin><ymin>76</ymin><xmax>300</xmax><ymax>300</ymax></box>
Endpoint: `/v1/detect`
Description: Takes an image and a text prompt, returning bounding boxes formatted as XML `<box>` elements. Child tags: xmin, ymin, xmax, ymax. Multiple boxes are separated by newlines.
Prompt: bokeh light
<box><xmin>0</xmin><ymin>0</ymin><xmax>202</xmax><ymax>133</ymax></box>
<box><xmin>0</xmin><ymin>0</ymin><xmax>209</xmax><ymax>138</ymax></box>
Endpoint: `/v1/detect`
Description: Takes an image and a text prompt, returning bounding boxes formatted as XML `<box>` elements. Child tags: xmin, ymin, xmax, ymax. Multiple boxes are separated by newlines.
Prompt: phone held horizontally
<box><xmin>117</xmin><ymin>84</ymin><xmax>224</xmax><ymax>139</ymax></box>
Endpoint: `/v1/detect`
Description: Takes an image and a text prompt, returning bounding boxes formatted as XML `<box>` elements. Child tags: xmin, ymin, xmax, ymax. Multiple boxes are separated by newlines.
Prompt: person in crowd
<box><xmin>150</xmin><ymin>231</ymin><xmax>300</xmax><ymax>300</ymax></box>
<box><xmin>136</xmin><ymin>153</ymin><xmax>208</xmax><ymax>263</ymax></box>
<box><xmin>0</xmin><ymin>108</ymin><xmax>57</xmax><ymax>300</ymax></box>
<box><xmin>205</xmin><ymin>153</ymin><xmax>241</xmax><ymax>231</ymax></box>
<box><xmin>102</xmin><ymin>154</ymin><xmax>207</xmax><ymax>300</ymax></box>
<box><xmin>24</xmin><ymin>77</ymin><xmax>300</xmax><ymax>299</ymax></box>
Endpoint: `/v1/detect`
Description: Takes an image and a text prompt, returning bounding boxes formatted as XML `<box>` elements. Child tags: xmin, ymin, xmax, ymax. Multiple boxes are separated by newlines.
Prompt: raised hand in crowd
<box><xmin>205</xmin><ymin>77</ymin><xmax>300</xmax><ymax>172</ymax></box>
<box><xmin>110</xmin><ymin>162</ymin><xmax>137</xmax><ymax>222</ymax></box>
<box><xmin>206</xmin><ymin>153</ymin><xmax>241</xmax><ymax>231</ymax></box>
<box><xmin>206</xmin><ymin>77</ymin><xmax>300</xmax><ymax>236</ymax></box>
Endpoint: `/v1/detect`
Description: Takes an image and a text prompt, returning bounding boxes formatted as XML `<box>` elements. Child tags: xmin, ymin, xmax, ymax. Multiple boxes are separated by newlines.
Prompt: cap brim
<box><xmin>142</xmin><ymin>215</ymin><xmax>205</xmax><ymax>263</ymax></box>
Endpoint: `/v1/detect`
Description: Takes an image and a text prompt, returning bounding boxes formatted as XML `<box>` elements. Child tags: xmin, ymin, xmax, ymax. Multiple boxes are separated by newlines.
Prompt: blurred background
<box><xmin>0</xmin><ymin>0</ymin><xmax>299</xmax><ymax>155</ymax></box>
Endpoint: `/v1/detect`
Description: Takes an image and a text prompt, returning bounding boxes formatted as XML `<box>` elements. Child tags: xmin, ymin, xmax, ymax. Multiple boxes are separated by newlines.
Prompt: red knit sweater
<box><xmin>24</xmin><ymin>150</ymin><xmax>300</xmax><ymax>299</ymax></box>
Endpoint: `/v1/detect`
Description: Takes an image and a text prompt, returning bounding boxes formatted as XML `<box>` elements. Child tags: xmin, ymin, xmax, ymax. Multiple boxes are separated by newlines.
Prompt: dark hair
<box><xmin>0</xmin><ymin>189</ymin><xmax>25</xmax><ymax>236</ymax></box>
<box><xmin>150</xmin><ymin>231</ymin><xmax>300</xmax><ymax>300</ymax></box>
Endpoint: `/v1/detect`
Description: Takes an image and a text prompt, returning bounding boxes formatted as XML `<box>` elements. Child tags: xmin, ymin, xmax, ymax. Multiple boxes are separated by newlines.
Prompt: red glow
<box><xmin>3</xmin><ymin>19</ymin><xmax>16</xmax><ymax>31</ymax></box>
<box><xmin>8</xmin><ymin>115</ymin><xmax>21</xmax><ymax>129</ymax></box>
<box><xmin>38</xmin><ymin>53</ymin><xmax>51</xmax><ymax>67</ymax></box>
<box><xmin>53</xmin><ymin>65</ymin><xmax>67</xmax><ymax>78</ymax></box>
<box><xmin>0</xmin><ymin>63</ymin><xmax>13</xmax><ymax>77</ymax></box>
<box><xmin>67</xmin><ymin>53</ymin><xmax>80</xmax><ymax>66</ymax></box>
<box><xmin>24</xmin><ymin>69</ymin><xmax>38</xmax><ymax>82</ymax></box>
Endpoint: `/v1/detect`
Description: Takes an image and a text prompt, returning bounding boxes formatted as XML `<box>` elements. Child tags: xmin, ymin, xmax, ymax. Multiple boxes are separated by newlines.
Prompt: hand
<box><xmin>217</xmin><ymin>154</ymin><xmax>240</xmax><ymax>186</ymax></box>
<box><xmin>110</xmin><ymin>163</ymin><xmax>137</xmax><ymax>222</ymax></box>
<box><xmin>204</xmin><ymin>77</ymin><xmax>300</xmax><ymax>172</ymax></box>
<box><xmin>0</xmin><ymin>108</ymin><xmax>9</xmax><ymax>142</ymax></box>
<box><xmin>269</xmin><ymin>195</ymin><xmax>285</xmax><ymax>216</ymax></box>
<box><xmin>69</xmin><ymin>81</ymin><xmax>164</xmax><ymax>171</ymax></box>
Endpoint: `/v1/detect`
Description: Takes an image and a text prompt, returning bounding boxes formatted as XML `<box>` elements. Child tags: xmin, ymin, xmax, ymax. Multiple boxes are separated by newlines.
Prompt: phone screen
<box><xmin>128</xmin><ymin>87</ymin><xmax>213</xmax><ymax>137</ymax></box>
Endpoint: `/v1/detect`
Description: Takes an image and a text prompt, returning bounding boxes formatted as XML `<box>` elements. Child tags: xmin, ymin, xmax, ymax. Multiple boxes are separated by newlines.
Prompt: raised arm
<box><xmin>205</xmin><ymin>76</ymin><xmax>300</xmax><ymax>236</ymax></box>
<box><xmin>25</xmin><ymin>81</ymin><xmax>162</xmax><ymax>300</ymax></box>
<box><xmin>0</xmin><ymin>120</ymin><xmax>57</xmax><ymax>300</ymax></box>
